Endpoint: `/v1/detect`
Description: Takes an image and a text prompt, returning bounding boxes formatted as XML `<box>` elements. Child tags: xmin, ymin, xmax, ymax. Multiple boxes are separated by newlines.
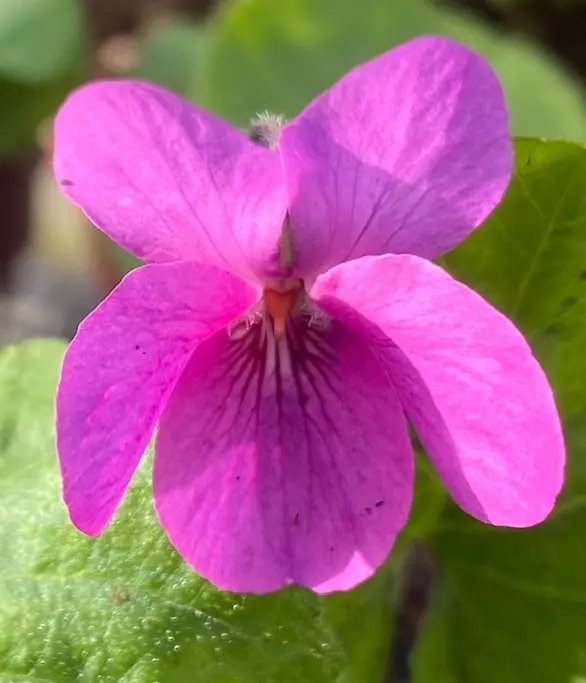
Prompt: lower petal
<box><xmin>56</xmin><ymin>262</ymin><xmax>256</xmax><ymax>535</ymax></box>
<box><xmin>313</xmin><ymin>255</ymin><xmax>565</xmax><ymax>527</ymax></box>
<box><xmin>154</xmin><ymin>315</ymin><xmax>413</xmax><ymax>593</ymax></box>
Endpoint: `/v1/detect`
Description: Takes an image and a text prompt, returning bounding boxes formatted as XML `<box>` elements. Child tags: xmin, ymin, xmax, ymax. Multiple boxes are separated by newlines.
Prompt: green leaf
<box><xmin>0</xmin><ymin>0</ymin><xmax>85</xmax><ymax>83</ymax></box>
<box><xmin>413</xmin><ymin>139</ymin><xmax>586</xmax><ymax>683</ymax></box>
<box><xmin>415</xmin><ymin>507</ymin><xmax>586</xmax><ymax>683</ymax></box>
<box><xmin>0</xmin><ymin>340</ymin><xmax>66</xmax><ymax>477</ymax></box>
<box><xmin>195</xmin><ymin>0</ymin><xmax>585</xmax><ymax>141</ymax></box>
<box><xmin>0</xmin><ymin>341</ymin><xmax>393</xmax><ymax>683</ymax></box>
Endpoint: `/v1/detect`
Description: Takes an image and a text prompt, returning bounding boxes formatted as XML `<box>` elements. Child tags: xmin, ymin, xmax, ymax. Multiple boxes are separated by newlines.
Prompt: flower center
<box><xmin>262</xmin><ymin>278</ymin><xmax>303</xmax><ymax>339</ymax></box>
<box><xmin>227</xmin><ymin>278</ymin><xmax>328</xmax><ymax>344</ymax></box>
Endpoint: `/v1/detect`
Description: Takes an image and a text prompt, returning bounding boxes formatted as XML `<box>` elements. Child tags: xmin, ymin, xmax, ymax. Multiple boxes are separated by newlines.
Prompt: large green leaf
<box><xmin>413</xmin><ymin>140</ymin><xmax>586</xmax><ymax>683</ymax></box>
<box><xmin>0</xmin><ymin>0</ymin><xmax>84</xmax><ymax>83</ymax></box>
<box><xmin>195</xmin><ymin>0</ymin><xmax>585</xmax><ymax>140</ymax></box>
<box><xmin>0</xmin><ymin>341</ymin><xmax>393</xmax><ymax>683</ymax></box>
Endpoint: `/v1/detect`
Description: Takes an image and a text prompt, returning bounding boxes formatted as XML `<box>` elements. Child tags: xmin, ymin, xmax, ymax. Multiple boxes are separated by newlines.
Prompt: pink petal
<box><xmin>56</xmin><ymin>262</ymin><xmax>257</xmax><ymax>535</ymax></box>
<box><xmin>154</xmin><ymin>315</ymin><xmax>414</xmax><ymax>593</ymax></box>
<box><xmin>53</xmin><ymin>80</ymin><xmax>288</xmax><ymax>282</ymax></box>
<box><xmin>279</xmin><ymin>36</ymin><xmax>512</xmax><ymax>278</ymax></box>
<box><xmin>313</xmin><ymin>255</ymin><xmax>564</xmax><ymax>527</ymax></box>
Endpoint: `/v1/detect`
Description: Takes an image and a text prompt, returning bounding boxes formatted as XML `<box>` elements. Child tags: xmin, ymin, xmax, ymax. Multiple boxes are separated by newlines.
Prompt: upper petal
<box><xmin>279</xmin><ymin>36</ymin><xmax>512</xmax><ymax>278</ymax></box>
<box><xmin>56</xmin><ymin>261</ymin><xmax>257</xmax><ymax>535</ymax></box>
<box><xmin>154</xmin><ymin>314</ymin><xmax>413</xmax><ymax>593</ymax></box>
<box><xmin>53</xmin><ymin>80</ymin><xmax>288</xmax><ymax>282</ymax></box>
<box><xmin>313</xmin><ymin>255</ymin><xmax>565</xmax><ymax>527</ymax></box>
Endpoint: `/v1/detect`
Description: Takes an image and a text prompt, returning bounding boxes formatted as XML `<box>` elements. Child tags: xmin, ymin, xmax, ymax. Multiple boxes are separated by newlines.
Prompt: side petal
<box><xmin>56</xmin><ymin>262</ymin><xmax>257</xmax><ymax>535</ymax></box>
<box><xmin>279</xmin><ymin>36</ymin><xmax>512</xmax><ymax>278</ymax></box>
<box><xmin>313</xmin><ymin>255</ymin><xmax>565</xmax><ymax>527</ymax></box>
<box><xmin>53</xmin><ymin>80</ymin><xmax>288</xmax><ymax>282</ymax></box>
<box><xmin>154</xmin><ymin>315</ymin><xmax>414</xmax><ymax>593</ymax></box>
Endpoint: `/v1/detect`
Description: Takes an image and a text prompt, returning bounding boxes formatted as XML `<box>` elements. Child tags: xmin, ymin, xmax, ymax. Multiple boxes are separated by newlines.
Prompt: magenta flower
<box><xmin>54</xmin><ymin>36</ymin><xmax>564</xmax><ymax>594</ymax></box>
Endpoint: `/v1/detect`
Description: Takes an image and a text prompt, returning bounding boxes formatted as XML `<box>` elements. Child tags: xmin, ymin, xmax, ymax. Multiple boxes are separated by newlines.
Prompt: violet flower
<box><xmin>53</xmin><ymin>37</ymin><xmax>565</xmax><ymax>593</ymax></box>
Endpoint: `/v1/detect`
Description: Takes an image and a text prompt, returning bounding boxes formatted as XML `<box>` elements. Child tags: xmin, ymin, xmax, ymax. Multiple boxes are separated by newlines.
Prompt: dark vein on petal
<box><xmin>289</xmin><ymin>324</ymin><xmax>359</xmax><ymax>547</ymax></box>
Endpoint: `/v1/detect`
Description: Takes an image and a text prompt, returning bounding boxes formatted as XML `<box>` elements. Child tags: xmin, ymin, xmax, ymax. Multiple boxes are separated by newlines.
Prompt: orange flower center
<box><xmin>262</xmin><ymin>278</ymin><xmax>303</xmax><ymax>339</ymax></box>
